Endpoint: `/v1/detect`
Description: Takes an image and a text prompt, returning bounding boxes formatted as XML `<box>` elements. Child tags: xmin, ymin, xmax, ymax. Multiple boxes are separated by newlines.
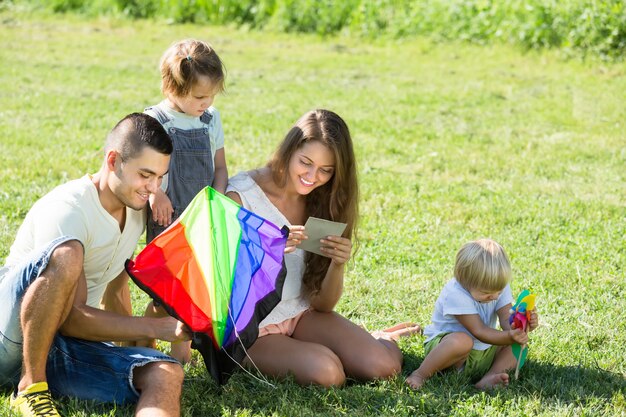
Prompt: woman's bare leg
<box><xmin>243</xmin><ymin>333</ymin><xmax>345</xmax><ymax>386</ymax></box>
<box><xmin>370</xmin><ymin>322</ymin><xmax>421</xmax><ymax>341</ymax></box>
<box><xmin>292</xmin><ymin>311</ymin><xmax>403</xmax><ymax>381</ymax></box>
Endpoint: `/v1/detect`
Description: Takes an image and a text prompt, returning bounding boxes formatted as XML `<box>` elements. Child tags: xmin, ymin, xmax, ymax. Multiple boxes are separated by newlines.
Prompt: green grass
<box><xmin>1</xmin><ymin>10</ymin><xmax>625</xmax><ymax>417</ymax></box>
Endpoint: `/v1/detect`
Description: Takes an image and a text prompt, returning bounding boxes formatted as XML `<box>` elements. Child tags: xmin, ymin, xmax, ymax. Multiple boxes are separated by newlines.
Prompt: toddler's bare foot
<box><xmin>406</xmin><ymin>370</ymin><xmax>427</xmax><ymax>390</ymax></box>
<box><xmin>371</xmin><ymin>322</ymin><xmax>422</xmax><ymax>341</ymax></box>
<box><xmin>475</xmin><ymin>372</ymin><xmax>509</xmax><ymax>390</ymax></box>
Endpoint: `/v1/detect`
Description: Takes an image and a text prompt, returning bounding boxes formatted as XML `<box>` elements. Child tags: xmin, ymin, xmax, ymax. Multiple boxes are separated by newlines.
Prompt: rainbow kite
<box><xmin>509</xmin><ymin>289</ymin><xmax>536</xmax><ymax>379</ymax></box>
<box><xmin>126</xmin><ymin>187</ymin><xmax>288</xmax><ymax>384</ymax></box>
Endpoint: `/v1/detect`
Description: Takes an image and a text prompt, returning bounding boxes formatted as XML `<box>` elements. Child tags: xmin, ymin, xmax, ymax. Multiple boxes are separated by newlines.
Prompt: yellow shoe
<box><xmin>10</xmin><ymin>382</ymin><xmax>60</xmax><ymax>417</ymax></box>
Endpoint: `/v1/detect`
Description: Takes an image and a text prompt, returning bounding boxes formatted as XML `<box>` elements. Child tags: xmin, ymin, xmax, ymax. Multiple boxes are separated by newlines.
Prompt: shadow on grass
<box><xmin>202</xmin><ymin>373</ymin><xmax>459</xmax><ymax>417</ymax></box>
<box><xmin>2</xmin><ymin>355</ymin><xmax>623</xmax><ymax>417</ymax></box>
<box><xmin>515</xmin><ymin>360</ymin><xmax>625</xmax><ymax>401</ymax></box>
<box><xmin>401</xmin><ymin>351</ymin><xmax>625</xmax><ymax>407</ymax></box>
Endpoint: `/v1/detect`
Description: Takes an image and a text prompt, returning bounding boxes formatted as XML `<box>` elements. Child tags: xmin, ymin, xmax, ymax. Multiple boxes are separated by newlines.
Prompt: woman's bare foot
<box><xmin>406</xmin><ymin>370</ymin><xmax>427</xmax><ymax>390</ymax></box>
<box><xmin>475</xmin><ymin>372</ymin><xmax>509</xmax><ymax>390</ymax></box>
<box><xmin>371</xmin><ymin>322</ymin><xmax>422</xmax><ymax>341</ymax></box>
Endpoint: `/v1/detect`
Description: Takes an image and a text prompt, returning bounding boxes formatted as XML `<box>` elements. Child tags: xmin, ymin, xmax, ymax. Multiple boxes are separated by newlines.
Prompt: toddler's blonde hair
<box><xmin>160</xmin><ymin>39</ymin><xmax>225</xmax><ymax>98</ymax></box>
<box><xmin>454</xmin><ymin>238</ymin><xmax>511</xmax><ymax>292</ymax></box>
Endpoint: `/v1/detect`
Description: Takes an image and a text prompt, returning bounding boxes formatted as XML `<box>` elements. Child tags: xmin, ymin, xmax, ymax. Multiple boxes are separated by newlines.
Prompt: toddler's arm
<box><xmin>497</xmin><ymin>304</ymin><xmax>530</xmax><ymax>344</ymax></box>
<box><xmin>212</xmin><ymin>148</ymin><xmax>228</xmax><ymax>194</ymax></box>
<box><xmin>456</xmin><ymin>310</ymin><xmax>528</xmax><ymax>346</ymax></box>
<box><xmin>149</xmin><ymin>189</ymin><xmax>173</xmax><ymax>226</ymax></box>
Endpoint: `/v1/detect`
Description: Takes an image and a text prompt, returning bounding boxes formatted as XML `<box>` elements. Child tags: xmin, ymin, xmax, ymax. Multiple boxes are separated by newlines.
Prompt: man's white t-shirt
<box><xmin>5</xmin><ymin>175</ymin><xmax>146</xmax><ymax>307</ymax></box>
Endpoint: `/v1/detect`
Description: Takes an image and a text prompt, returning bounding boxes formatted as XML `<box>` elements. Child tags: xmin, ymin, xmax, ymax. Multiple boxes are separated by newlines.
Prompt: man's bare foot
<box><xmin>406</xmin><ymin>370</ymin><xmax>427</xmax><ymax>390</ymax></box>
<box><xmin>371</xmin><ymin>322</ymin><xmax>422</xmax><ymax>341</ymax></box>
<box><xmin>475</xmin><ymin>372</ymin><xmax>509</xmax><ymax>390</ymax></box>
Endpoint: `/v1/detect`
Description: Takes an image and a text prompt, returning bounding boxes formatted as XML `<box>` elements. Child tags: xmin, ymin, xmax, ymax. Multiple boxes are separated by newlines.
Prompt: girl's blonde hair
<box><xmin>454</xmin><ymin>239</ymin><xmax>511</xmax><ymax>292</ymax></box>
<box><xmin>160</xmin><ymin>39</ymin><xmax>225</xmax><ymax>97</ymax></box>
<box><xmin>268</xmin><ymin>109</ymin><xmax>359</xmax><ymax>298</ymax></box>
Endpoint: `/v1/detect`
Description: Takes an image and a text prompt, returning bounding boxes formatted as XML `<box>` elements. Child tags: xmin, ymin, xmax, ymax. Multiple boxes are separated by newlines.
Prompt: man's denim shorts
<box><xmin>0</xmin><ymin>236</ymin><xmax>180</xmax><ymax>404</ymax></box>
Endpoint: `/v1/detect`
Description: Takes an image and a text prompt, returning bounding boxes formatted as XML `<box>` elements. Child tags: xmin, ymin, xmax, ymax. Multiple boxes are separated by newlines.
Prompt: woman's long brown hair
<box><xmin>268</xmin><ymin>109</ymin><xmax>359</xmax><ymax>298</ymax></box>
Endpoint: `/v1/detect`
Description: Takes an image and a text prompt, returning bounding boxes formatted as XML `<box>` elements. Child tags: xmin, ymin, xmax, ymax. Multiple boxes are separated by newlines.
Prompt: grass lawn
<box><xmin>0</xmin><ymin>10</ymin><xmax>625</xmax><ymax>417</ymax></box>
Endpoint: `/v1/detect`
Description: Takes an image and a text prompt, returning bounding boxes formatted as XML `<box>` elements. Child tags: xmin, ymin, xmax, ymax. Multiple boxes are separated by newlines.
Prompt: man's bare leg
<box><xmin>134</xmin><ymin>361</ymin><xmax>184</xmax><ymax>417</ymax></box>
<box><xmin>18</xmin><ymin>241</ymin><xmax>83</xmax><ymax>391</ymax></box>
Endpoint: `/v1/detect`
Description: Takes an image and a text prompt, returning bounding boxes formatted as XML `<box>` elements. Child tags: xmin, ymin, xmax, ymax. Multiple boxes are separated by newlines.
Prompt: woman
<box><xmin>227</xmin><ymin>109</ymin><xmax>419</xmax><ymax>386</ymax></box>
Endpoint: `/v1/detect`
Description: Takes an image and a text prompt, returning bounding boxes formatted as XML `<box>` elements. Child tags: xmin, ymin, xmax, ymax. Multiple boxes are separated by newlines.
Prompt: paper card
<box><xmin>299</xmin><ymin>217</ymin><xmax>347</xmax><ymax>257</ymax></box>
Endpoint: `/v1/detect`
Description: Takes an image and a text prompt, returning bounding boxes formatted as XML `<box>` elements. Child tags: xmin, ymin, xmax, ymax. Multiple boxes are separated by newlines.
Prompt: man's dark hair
<box><xmin>105</xmin><ymin>113</ymin><xmax>172</xmax><ymax>161</ymax></box>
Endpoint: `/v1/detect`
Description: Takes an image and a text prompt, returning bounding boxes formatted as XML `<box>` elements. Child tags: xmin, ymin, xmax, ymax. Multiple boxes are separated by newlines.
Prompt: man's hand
<box><xmin>155</xmin><ymin>316</ymin><xmax>192</xmax><ymax>342</ymax></box>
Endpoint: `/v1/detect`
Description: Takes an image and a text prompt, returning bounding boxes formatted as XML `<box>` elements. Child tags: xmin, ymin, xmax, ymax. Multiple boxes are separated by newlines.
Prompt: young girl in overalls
<box><xmin>142</xmin><ymin>39</ymin><xmax>228</xmax><ymax>362</ymax></box>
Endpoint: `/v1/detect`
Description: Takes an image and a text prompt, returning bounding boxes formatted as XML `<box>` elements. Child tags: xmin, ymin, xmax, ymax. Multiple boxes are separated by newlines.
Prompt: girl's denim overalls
<box><xmin>146</xmin><ymin>106</ymin><xmax>215</xmax><ymax>242</ymax></box>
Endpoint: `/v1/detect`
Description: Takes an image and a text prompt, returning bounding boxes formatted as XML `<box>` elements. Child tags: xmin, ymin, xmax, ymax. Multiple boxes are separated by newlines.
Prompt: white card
<box><xmin>299</xmin><ymin>217</ymin><xmax>347</xmax><ymax>257</ymax></box>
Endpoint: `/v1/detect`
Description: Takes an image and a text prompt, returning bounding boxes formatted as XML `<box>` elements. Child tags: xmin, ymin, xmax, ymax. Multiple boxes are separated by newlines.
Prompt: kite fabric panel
<box><xmin>126</xmin><ymin>186</ymin><xmax>288</xmax><ymax>384</ymax></box>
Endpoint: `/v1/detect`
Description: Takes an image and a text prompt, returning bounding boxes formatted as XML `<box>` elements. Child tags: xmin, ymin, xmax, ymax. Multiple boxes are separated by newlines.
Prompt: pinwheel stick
<box><xmin>514</xmin><ymin>343</ymin><xmax>524</xmax><ymax>380</ymax></box>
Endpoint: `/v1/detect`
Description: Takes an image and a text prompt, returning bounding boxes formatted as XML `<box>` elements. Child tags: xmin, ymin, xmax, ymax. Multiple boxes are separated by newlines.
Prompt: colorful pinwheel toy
<box><xmin>509</xmin><ymin>289</ymin><xmax>536</xmax><ymax>379</ymax></box>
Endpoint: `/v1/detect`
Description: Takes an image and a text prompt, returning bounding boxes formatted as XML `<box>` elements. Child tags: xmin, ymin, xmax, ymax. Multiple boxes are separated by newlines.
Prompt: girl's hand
<box><xmin>285</xmin><ymin>225</ymin><xmax>307</xmax><ymax>254</ymax></box>
<box><xmin>320</xmin><ymin>235</ymin><xmax>352</xmax><ymax>265</ymax></box>
<box><xmin>509</xmin><ymin>328</ymin><xmax>529</xmax><ymax>345</ymax></box>
<box><xmin>528</xmin><ymin>310</ymin><xmax>539</xmax><ymax>332</ymax></box>
<box><xmin>149</xmin><ymin>191</ymin><xmax>173</xmax><ymax>227</ymax></box>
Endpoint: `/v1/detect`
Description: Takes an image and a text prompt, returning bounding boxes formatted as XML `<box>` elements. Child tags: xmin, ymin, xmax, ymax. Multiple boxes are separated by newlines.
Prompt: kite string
<box><xmin>212</xmin><ymin>230</ymin><xmax>276</xmax><ymax>388</ymax></box>
<box><xmin>222</xmin><ymin>301</ymin><xmax>277</xmax><ymax>388</ymax></box>
<box><xmin>222</xmin><ymin>320</ymin><xmax>276</xmax><ymax>388</ymax></box>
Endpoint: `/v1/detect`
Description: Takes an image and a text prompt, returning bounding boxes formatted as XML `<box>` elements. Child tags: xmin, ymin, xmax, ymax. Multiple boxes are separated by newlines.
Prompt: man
<box><xmin>0</xmin><ymin>113</ymin><xmax>190</xmax><ymax>417</ymax></box>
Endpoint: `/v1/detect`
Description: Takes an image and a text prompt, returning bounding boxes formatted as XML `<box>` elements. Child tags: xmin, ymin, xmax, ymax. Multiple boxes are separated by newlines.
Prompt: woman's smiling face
<box><xmin>287</xmin><ymin>141</ymin><xmax>335</xmax><ymax>195</ymax></box>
